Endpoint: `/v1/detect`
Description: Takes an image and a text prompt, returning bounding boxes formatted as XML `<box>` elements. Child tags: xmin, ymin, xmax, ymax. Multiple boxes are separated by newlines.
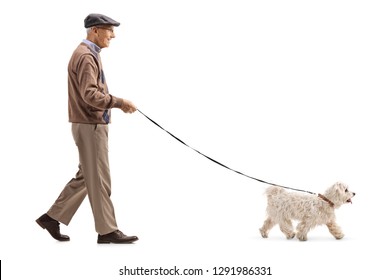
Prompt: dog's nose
<box><xmin>352</xmin><ymin>192</ymin><xmax>356</xmax><ymax>196</ymax></box>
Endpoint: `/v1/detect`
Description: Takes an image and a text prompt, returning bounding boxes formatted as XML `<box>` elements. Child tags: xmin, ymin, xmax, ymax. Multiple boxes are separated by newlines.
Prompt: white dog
<box><xmin>259</xmin><ymin>182</ymin><xmax>355</xmax><ymax>241</ymax></box>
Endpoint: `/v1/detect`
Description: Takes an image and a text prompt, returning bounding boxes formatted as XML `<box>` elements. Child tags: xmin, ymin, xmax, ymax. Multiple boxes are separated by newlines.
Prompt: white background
<box><xmin>1</xmin><ymin>0</ymin><xmax>389</xmax><ymax>279</ymax></box>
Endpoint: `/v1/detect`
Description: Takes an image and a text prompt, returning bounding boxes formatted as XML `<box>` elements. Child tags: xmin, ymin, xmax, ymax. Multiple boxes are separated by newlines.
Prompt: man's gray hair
<box><xmin>86</xmin><ymin>27</ymin><xmax>94</xmax><ymax>34</ymax></box>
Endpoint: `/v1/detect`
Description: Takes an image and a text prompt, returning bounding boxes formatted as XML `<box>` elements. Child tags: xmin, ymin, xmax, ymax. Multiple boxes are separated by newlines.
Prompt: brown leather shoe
<box><xmin>97</xmin><ymin>230</ymin><xmax>138</xmax><ymax>244</ymax></box>
<box><xmin>36</xmin><ymin>214</ymin><xmax>70</xmax><ymax>241</ymax></box>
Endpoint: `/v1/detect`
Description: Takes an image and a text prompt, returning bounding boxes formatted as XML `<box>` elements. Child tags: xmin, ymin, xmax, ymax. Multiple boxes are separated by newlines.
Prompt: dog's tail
<box><xmin>265</xmin><ymin>186</ymin><xmax>285</xmax><ymax>198</ymax></box>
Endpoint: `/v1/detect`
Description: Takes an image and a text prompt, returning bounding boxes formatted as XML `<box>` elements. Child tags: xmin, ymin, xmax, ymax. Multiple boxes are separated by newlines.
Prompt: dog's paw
<box><xmin>259</xmin><ymin>228</ymin><xmax>268</xmax><ymax>238</ymax></box>
<box><xmin>297</xmin><ymin>234</ymin><xmax>307</xmax><ymax>241</ymax></box>
<box><xmin>335</xmin><ymin>233</ymin><xmax>344</xmax><ymax>240</ymax></box>
<box><xmin>286</xmin><ymin>232</ymin><xmax>295</xmax><ymax>239</ymax></box>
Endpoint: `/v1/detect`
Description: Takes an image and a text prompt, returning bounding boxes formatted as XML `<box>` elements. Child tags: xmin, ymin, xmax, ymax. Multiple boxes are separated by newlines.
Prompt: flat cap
<box><xmin>84</xmin><ymin>13</ymin><xmax>120</xmax><ymax>28</ymax></box>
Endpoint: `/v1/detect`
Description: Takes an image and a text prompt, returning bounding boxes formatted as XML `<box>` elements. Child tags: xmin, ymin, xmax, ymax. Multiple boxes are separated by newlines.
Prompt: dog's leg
<box><xmin>326</xmin><ymin>221</ymin><xmax>344</xmax><ymax>239</ymax></box>
<box><xmin>296</xmin><ymin>221</ymin><xmax>310</xmax><ymax>241</ymax></box>
<box><xmin>259</xmin><ymin>217</ymin><xmax>275</xmax><ymax>238</ymax></box>
<box><xmin>279</xmin><ymin>219</ymin><xmax>295</xmax><ymax>239</ymax></box>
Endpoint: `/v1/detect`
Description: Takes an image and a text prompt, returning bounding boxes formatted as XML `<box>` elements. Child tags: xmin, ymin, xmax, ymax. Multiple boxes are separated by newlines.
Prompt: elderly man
<box><xmin>36</xmin><ymin>13</ymin><xmax>138</xmax><ymax>244</ymax></box>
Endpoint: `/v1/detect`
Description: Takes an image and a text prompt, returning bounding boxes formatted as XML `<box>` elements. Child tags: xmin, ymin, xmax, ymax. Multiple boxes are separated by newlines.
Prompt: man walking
<box><xmin>36</xmin><ymin>13</ymin><xmax>138</xmax><ymax>244</ymax></box>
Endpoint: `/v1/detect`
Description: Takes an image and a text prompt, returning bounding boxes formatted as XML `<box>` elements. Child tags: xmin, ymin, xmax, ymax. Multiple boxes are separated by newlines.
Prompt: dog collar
<box><xmin>318</xmin><ymin>194</ymin><xmax>334</xmax><ymax>207</ymax></box>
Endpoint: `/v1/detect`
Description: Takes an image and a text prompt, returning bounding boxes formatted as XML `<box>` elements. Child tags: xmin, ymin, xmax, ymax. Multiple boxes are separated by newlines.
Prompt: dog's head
<box><xmin>324</xmin><ymin>182</ymin><xmax>355</xmax><ymax>208</ymax></box>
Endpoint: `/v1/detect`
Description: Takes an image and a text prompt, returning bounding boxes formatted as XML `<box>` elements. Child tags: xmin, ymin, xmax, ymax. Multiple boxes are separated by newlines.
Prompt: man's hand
<box><xmin>121</xmin><ymin>99</ymin><xmax>137</xmax><ymax>114</ymax></box>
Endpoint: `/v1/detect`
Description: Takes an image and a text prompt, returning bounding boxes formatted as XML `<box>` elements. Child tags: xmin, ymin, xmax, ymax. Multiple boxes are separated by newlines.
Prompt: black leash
<box><xmin>137</xmin><ymin>109</ymin><xmax>316</xmax><ymax>195</ymax></box>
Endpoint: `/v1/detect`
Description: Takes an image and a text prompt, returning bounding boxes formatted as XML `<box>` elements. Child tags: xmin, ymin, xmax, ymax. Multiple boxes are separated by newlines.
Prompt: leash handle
<box><xmin>137</xmin><ymin>109</ymin><xmax>315</xmax><ymax>195</ymax></box>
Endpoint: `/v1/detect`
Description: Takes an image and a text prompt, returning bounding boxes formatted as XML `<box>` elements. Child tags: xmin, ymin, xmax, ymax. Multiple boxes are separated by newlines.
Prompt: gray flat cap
<box><xmin>84</xmin><ymin>13</ymin><xmax>120</xmax><ymax>28</ymax></box>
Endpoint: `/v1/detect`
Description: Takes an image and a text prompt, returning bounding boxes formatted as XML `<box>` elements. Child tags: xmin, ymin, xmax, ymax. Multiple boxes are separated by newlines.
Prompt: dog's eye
<box><xmin>345</xmin><ymin>189</ymin><xmax>348</xmax><ymax>193</ymax></box>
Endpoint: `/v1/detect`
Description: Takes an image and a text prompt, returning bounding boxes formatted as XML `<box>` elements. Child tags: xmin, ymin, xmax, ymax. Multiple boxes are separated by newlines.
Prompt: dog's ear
<box><xmin>336</xmin><ymin>183</ymin><xmax>344</xmax><ymax>193</ymax></box>
<box><xmin>334</xmin><ymin>182</ymin><xmax>346</xmax><ymax>193</ymax></box>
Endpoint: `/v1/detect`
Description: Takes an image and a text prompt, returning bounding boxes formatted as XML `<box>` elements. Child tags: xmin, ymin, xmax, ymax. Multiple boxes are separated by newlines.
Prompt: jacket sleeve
<box><xmin>76</xmin><ymin>54</ymin><xmax>123</xmax><ymax>110</ymax></box>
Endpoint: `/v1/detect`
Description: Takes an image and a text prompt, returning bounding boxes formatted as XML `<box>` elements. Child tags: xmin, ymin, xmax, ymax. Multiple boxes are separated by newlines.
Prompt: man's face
<box><xmin>93</xmin><ymin>25</ymin><xmax>115</xmax><ymax>48</ymax></box>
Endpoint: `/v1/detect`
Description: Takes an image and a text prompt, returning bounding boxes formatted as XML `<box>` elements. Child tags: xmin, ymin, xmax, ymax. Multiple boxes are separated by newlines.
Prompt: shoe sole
<box><xmin>36</xmin><ymin>219</ymin><xmax>46</xmax><ymax>229</ymax></box>
<box><xmin>97</xmin><ymin>240</ymin><xmax>111</xmax><ymax>244</ymax></box>
<box><xmin>97</xmin><ymin>238</ymin><xmax>138</xmax><ymax>244</ymax></box>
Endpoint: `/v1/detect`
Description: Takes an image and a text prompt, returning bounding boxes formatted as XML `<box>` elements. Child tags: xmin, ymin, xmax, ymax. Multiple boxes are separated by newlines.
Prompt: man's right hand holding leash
<box><xmin>121</xmin><ymin>99</ymin><xmax>137</xmax><ymax>114</ymax></box>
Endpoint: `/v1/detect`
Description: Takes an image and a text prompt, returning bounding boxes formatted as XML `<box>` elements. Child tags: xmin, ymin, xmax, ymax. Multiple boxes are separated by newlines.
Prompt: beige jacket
<box><xmin>68</xmin><ymin>42</ymin><xmax>123</xmax><ymax>124</ymax></box>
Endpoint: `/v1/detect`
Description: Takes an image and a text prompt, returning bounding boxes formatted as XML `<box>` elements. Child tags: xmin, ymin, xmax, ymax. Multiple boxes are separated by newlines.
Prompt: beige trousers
<box><xmin>47</xmin><ymin>123</ymin><xmax>118</xmax><ymax>235</ymax></box>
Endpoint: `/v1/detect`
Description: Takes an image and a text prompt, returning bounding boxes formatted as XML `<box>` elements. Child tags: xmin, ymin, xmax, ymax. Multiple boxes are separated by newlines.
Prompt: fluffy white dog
<box><xmin>259</xmin><ymin>182</ymin><xmax>355</xmax><ymax>241</ymax></box>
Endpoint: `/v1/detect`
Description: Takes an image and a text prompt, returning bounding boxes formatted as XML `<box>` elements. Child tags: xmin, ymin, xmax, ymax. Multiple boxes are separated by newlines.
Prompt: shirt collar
<box><xmin>82</xmin><ymin>39</ymin><xmax>101</xmax><ymax>56</ymax></box>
